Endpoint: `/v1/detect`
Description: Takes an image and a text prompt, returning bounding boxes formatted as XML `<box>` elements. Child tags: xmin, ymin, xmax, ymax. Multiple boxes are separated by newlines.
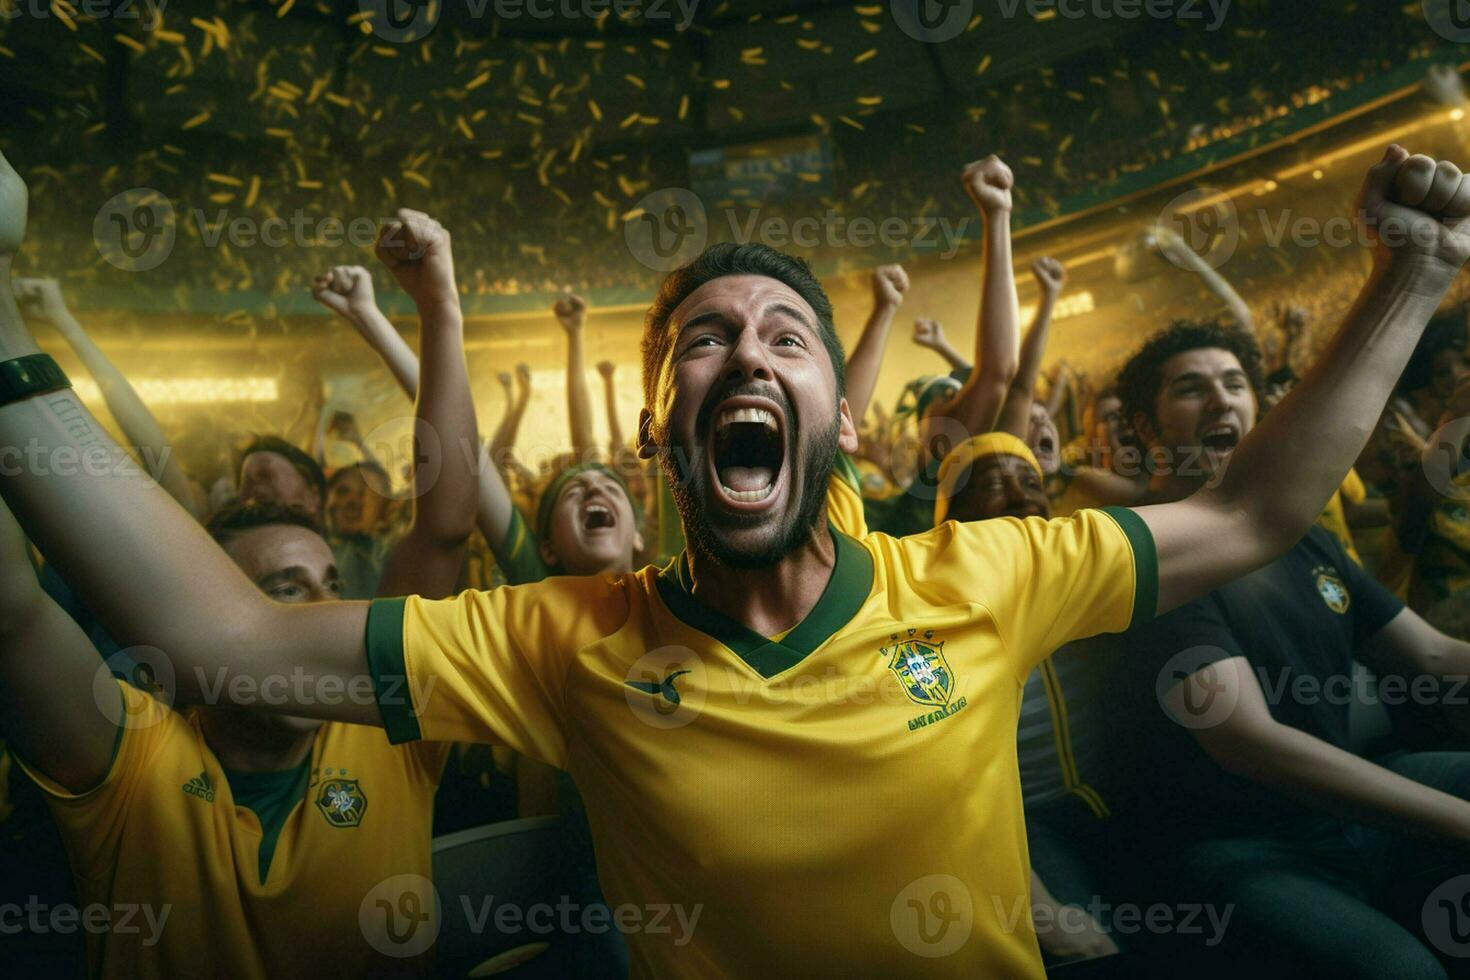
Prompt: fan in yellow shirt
<box><xmin>1</xmin><ymin>502</ymin><xmax>448</xmax><ymax>978</ymax></box>
<box><xmin>2</xmin><ymin>147</ymin><xmax>1465</xmax><ymax>979</ymax></box>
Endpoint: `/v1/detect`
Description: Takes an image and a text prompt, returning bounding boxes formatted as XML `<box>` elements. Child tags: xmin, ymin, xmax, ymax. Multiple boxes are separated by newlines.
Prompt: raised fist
<box><xmin>913</xmin><ymin>318</ymin><xmax>947</xmax><ymax>351</ymax></box>
<box><xmin>0</xmin><ymin>150</ymin><xmax>26</xmax><ymax>260</ymax></box>
<box><xmin>13</xmin><ymin>278</ymin><xmax>69</xmax><ymax>323</ymax></box>
<box><xmin>553</xmin><ymin>293</ymin><xmax>587</xmax><ymax>331</ymax></box>
<box><xmin>962</xmin><ymin>155</ymin><xmax>1013</xmax><ymax>215</ymax></box>
<box><xmin>596</xmin><ymin>360</ymin><xmax>616</xmax><ymax>380</ymax></box>
<box><xmin>497</xmin><ymin>371</ymin><xmax>513</xmax><ymax>391</ymax></box>
<box><xmin>515</xmin><ymin>363</ymin><xmax>532</xmax><ymax>386</ymax></box>
<box><xmin>1031</xmin><ymin>257</ymin><xmax>1066</xmax><ymax>297</ymax></box>
<box><xmin>310</xmin><ymin>265</ymin><xmax>376</xmax><ymax>322</ymax></box>
<box><xmin>872</xmin><ymin>264</ymin><xmax>909</xmax><ymax>309</ymax></box>
<box><xmin>374</xmin><ymin>209</ymin><xmax>457</xmax><ymax>310</ymax></box>
<box><xmin>1359</xmin><ymin>145</ymin><xmax>1470</xmax><ymax>277</ymax></box>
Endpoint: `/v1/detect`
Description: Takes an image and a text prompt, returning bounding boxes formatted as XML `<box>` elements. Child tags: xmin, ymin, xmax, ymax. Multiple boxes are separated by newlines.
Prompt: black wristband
<box><xmin>0</xmin><ymin>354</ymin><xmax>72</xmax><ymax>407</ymax></box>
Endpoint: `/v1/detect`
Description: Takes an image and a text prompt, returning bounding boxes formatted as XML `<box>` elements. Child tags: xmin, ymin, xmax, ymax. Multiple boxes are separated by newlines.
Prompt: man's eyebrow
<box><xmin>765</xmin><ymin>302</ymin><xmax>816</xmax><ymax>330</ymax></box>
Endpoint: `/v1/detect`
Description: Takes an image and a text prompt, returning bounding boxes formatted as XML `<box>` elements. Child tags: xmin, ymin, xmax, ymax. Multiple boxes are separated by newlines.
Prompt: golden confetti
<box><xmin>114</xmin><ymin>34</ymin><xmax>146</xmax><ymax>54</ymax></box>
<box><xmin>625</xmin><ymin>74</ymin><xmax>645</xmax><ymax>89</ymax></box>
<box><xmin>678</xmin><ymin>94</ymin><xmax>689</xmax><ymax>120</ymax></box>
<box><xmin>455</xmin><ymin>115</ymin><xmax>475</xmax><ymax>140</ymax></box>
<box><xmin>403</xmin><ymin>171</ymin><xmax>430</xmax><ymax>188</ymax></box>
<box><xmin>276</xmin><ymin>0</ymin><xmax>295</xmax><ymax>17</ymax></box>
<box><xmin>465</xmin><ymin>71</ymin><xmax>490</xmax><ymax>91</ymax></box>
<box><xmin>245</xmin><ymin>176</ymin><xmax>261</xmax><ymax>208</ymax></box>
<box><xmin>976</xmin><ymin>55</ymin><xmax>992</xmax><ymax>74</ymax></box>
<box><xmin>207</xmin><ymin>173</ymin><xmax>244</xmax><ymax>187</ymax></box>
<box><xmin>587</xmin><ymin>98</ymin><xmax>602</xmax><ymax>121</ymax></box>
<box><xmin>854</xmin><ymin>49</ymin><xmax>877</xmax><ymax>64</ymax></box>
<box><xmin>78</xmin><ymin>43</ymin><xmax>104</xmax><ymax>63</ymax></box>
<box><xmin>837</xmin><ymin>115</ymin><xmax>863</xmax><ymax>130</ymax></box>
<box><xmin>856</xmin><ymin>95</ymin><xmax>882</xmax><ymax>106</ymax></box>
<box><xmin>182</xmin><ymin>111</ymin><xmax>211</xmax><ymax>130</ymax></box>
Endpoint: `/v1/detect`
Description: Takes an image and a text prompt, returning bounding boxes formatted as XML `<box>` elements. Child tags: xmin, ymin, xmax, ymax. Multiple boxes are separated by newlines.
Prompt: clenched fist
<box><xmin>1031</xmin><ymin>257</ymin><xmax>1066</xmax><ymax>297</ymax></box>
<box><xmin>311</xmin><ymin>265</ymin><xmax>377</xmax><ymax>322</ymax></box>
<box><xmin>1360</xmin><ymin>145</ymin><xmax>1470</xmax><ymax>279</ymax></box>
<box><xmin>554</xmin><ymin>293</ymin><xmax>588</xmax><ymax>331</ymax></box>
<box><xmin>913</xmin><ymin>318</ymin><xmax>947</xmax><ymax>351</ymax></box>
<box><xmin>13</xmin><ymin>278</ymin><xmax>70</xmax><ymax>324</ymax></box>
<box><xmin>963</xmin><ymin>155</ymin><xmax>1013</xmax><ymax>215</ymax></box>
<box><xmin>0</xmin><ymin>150</ymin><xmax>26</xmax><ymax>262</ymax></box>
<box><xmin>871</xmin><ymin>264</ymin><xmax>909</xmax><ymax>309</ymax></box>
<box><xmin>596</xmin><ymin>360</ymin><xmax>616</xmax><ymax>380</ymax></box>
<box><xmin>375</xmin><ymin>209</ymin><xmax>457</xmax><ymax>311</ymax></box>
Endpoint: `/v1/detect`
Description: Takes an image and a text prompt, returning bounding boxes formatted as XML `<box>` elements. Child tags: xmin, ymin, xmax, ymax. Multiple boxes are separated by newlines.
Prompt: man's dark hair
<box><xmin>1116</xmin><ymin>320</ymin><xmax>1265</xmax><ymax>436</ymax></box>
<box><xmin>206</xmin><ymin>501</ymin><xmax>324</xmax><ymax>548</ymax></box>
<box><xmin>235</xmin><ymin>435</ymin><xmax>327</xmax><ymax>504</ymax></box>
<box><xmin>640</xmin><ymin>242</ymin><xmax>844</xmax><ymax>409</ymax></box>
<box><xmin>1399</xmin><ymin>311</ymin><xmax>1466</xmax><ymax>394</ymax></box>
<box><xmin>1264</xmin><ymin>366</ymin><xmax>1300</xmax><ymax>390</ymax></box>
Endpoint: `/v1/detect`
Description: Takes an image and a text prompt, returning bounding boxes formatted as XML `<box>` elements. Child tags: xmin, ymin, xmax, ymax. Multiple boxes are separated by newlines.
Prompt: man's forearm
<box><xmin>994</xmin><ymin>299</ymin><xmax>1057</xmax><ymax>437</ymax></box>
<box><xmin>943</xmin><ymin>216</ymin><xmax>1019</xmax><ymax>438</ymax></box>
<box><xmin>53</xmin><ymin>312</ymin><xmax>200</xmax><ymax>517</ymax></box>
<box><xmin>1224</xmin><ymin>718</ymin><xmax>1470</xmax><ymax>845</ymax></box>
<box><xmin>356</xmin><ymin>306</ymin><xmax>421</xmax><ymax>399</ymax></box>
<box><xmin>1210</xmin><ymin>261</ymin><xmax>1447</xmax><ymax>541</ymax></box>
<box><xmin>844</xmin><ymin>301</ymin><xmax>898</xmax><ymax>425</ymax></box>
<box><xmin>411</xmin><ymin>301</ymin><xmax>478</xmax><ymax>547</ymax></box>
<box><xmin>566</xmin><ymin>328</ymin><xmax>595</xmax><ymax>455</ymax></box>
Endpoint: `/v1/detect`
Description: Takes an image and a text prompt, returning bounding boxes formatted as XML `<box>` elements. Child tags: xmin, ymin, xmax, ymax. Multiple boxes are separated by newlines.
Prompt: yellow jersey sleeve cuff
<box><xmin>365</xmin><ymin>596</ymin><xmax>423</xmax><ymax>744</ymax></box>
<box><xmin>1100</xmin><ymin>506</ymin><xmax>1158</xmax><ymax>629</ymax></box>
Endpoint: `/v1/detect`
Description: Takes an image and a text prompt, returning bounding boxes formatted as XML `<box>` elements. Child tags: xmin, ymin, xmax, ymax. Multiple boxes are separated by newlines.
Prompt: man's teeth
<box><xmin>722</xmin><ymin>482</ymin><xmax>775</xmax><ymax>502</ymax></box>
<box><xmin>716</xmin><ymin>406</ymin><xmax>779</xmax><ymax>432</ymax></box>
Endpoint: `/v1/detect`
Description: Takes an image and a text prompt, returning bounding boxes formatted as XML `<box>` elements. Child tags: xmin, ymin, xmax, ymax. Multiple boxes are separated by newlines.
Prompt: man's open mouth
<box><xmin>1201</xmin><ymin>424</ymin><xmax>1240</xmax><ymax>452</ymax></box>
<box><xmin>582</xmin><ymin>500</ymin><xmax>617</xmax><ymax>532</ymax></box>
<box><xmin>709</xmin><ymin>401</ymin><xmax>786</xmax><ymax>506</ymax></box>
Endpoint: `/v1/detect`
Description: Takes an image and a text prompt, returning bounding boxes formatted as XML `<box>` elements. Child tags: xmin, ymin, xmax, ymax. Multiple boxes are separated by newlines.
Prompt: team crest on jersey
<box><xmin>882</xmin><ymin>629</ymin><xmax>954</xmax><ymax>707</ymax></box>
<box><xmin>315</xmin><ymin>778</ymin><xmax>367</xmax><ymax>828</ymax></box>
<box><xmin>1313</xmin><ymin>566</ymin><xmax>1350</xmax><ymax>615</ymax></box>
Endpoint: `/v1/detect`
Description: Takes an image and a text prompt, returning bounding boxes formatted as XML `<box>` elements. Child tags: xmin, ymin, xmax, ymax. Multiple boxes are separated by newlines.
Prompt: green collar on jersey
<box><xmin>655</xmin><ymin>524</ymin><xmax>874</xmax><ymax>679</ymax></box>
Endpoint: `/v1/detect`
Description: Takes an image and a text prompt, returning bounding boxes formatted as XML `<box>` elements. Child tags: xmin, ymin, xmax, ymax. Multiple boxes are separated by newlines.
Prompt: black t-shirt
<box><xmin>1106</xmin><ymin>527</ymin><xmax>1404</xmax><ymax>843</ymax></box>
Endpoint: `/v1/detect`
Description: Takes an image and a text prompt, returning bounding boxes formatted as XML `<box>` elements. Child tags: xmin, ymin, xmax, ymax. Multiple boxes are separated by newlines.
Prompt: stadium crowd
<box><xmin>9</xmin><ymin>96</ymin><xmax>1470</xmax><ymax>980</ymax></box>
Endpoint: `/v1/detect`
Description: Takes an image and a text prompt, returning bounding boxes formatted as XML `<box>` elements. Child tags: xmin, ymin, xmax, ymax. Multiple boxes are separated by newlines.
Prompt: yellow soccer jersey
<box><xmin>366</xmin><ymin>507</ymin><xmax>1156</xmax><ymax>978</ymax></box>
<box><xmin>20</xmin><ymin>681</ymin><xmax>448</xmax><ymax>979</ymax></box>
<box><xmin>1316</xmin><ymin>467</ymin><xmax>1367</xmax><ymax>565</ymax></box>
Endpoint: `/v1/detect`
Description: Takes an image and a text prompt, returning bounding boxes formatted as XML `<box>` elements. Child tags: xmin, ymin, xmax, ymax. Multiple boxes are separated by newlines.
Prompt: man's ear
<box><xmin>538</xmin><ymin>539</ymin><xmax>559</xmax><ymax>569</ymax></box>
<box><xmin>637</xmin><ymin>410</ymin><xmax>659</xmax><ymax>460</ymax></box>
<box><xmin>632</xmin><ymin>530</ymin><xmax>645</xmax><ymax>556</ymax></box>
<box><xmin>837</xmin><ymin>398</ymin><xmax>859</xmax><ymax>455</ymax></box>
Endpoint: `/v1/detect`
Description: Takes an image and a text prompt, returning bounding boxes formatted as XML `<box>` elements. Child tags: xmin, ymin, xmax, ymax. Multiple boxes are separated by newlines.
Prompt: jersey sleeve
<box><xmin>15</xmin><ymin>680</ymin><xmax>179</xmax><ymax>872</ymax></box>
<box><xmin>491</xmin><ymin>506</ymin><xmax>553</xmax><ymax>586</ymax></box>
<box><xmin>915</xmin><ymin>506</ymin><xmax>1157</xmax><ymax>677</ymax></box>
<box><xmin>364</xmin><ymin>576</ymin><xmax>632</xmax><ymax>768</ymax></box>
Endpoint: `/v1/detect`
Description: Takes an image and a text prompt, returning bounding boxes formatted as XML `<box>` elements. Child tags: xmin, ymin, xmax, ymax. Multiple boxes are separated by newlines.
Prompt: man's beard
<box><xmin>661</xmin><ymin>410</ymin><xmax>840</xmax><ymax>571</ymax></box>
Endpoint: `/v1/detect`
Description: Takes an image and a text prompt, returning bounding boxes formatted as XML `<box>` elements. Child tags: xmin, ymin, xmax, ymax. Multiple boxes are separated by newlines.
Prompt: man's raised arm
<box><xmin>0</xmin><ymin>152</ymin><xmax>375</xmax><ymax>723</ymax></box>
<box><xmin>924</xmin><ymin>155</ymin><xmax>1020</xmax><ymax>455</ymax></box>
<box><xmin>1140</xmin><ymin>147</ymin><xmax>1470</xmax><ymax>613</ymax></box>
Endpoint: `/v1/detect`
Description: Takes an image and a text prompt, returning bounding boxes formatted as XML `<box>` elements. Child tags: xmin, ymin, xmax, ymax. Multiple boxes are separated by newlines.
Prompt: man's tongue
<box><xmin>720</xmin><ymin>465</ymin><xmax>773</xmax><ymax>494</ymax></box>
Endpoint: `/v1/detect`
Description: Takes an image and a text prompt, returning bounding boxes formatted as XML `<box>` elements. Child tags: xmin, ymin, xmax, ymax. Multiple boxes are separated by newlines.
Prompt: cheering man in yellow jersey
<box><xmin>0</xmin><ymin>146</ymin><xmax>1467</xmax><ymax>977</ymax></box>
<box><xmin>0</xmin><ymin>204</ymin><xmax>480</xmax><ymax>977</ymax></box>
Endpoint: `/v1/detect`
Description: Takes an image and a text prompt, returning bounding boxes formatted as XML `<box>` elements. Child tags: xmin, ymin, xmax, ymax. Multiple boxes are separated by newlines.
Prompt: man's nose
<box><xmin>724</xmin><ymin>326</ymin><xmax>774</xmax><ymax>383</ymax></box>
